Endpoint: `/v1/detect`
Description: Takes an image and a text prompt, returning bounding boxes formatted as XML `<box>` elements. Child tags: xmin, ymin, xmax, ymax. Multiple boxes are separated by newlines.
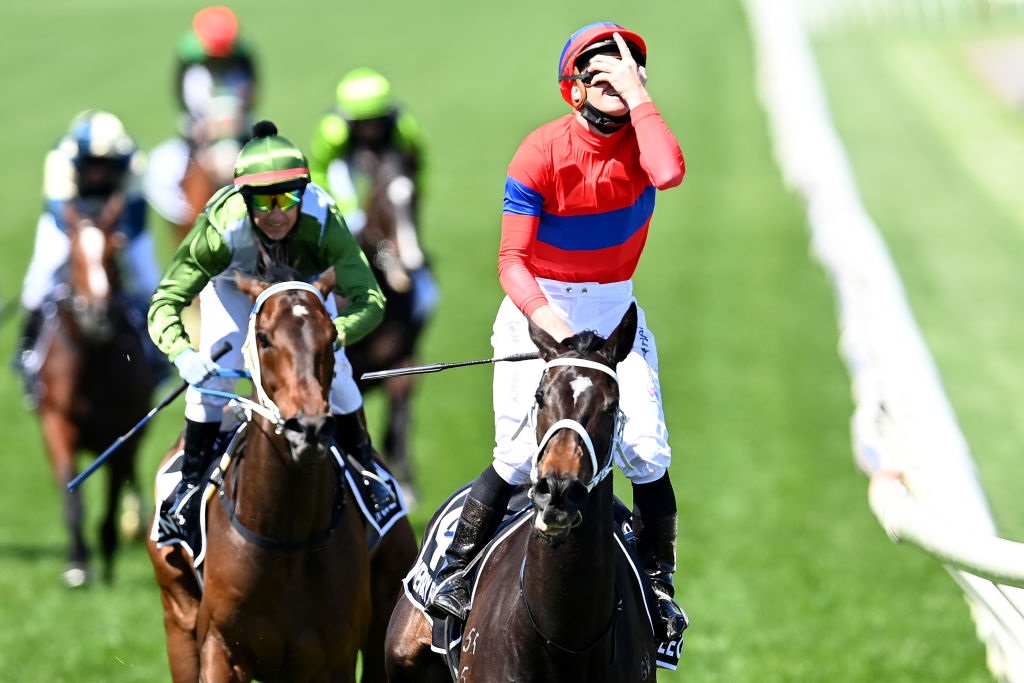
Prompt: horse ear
<box><xmin>528</xmin><ymin>317</ymin><xmax>563</xmax><ymax>361</ymax></box>
<box><xmin>313</xmin><ymin>267</ymin><xmax>337</xmax><ymax>298</ymax></box>
<box><xmin>603</xmin><ymin>302</ymin><xmax>638</xmax><ymax>365</ymax></box>
<box><xmin>235</xmin><ymin>271</ymin><xmax>270</xmax><ymax>300</ymax></box>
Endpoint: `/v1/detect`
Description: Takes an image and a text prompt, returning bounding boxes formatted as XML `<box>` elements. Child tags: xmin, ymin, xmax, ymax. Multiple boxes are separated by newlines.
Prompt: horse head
<box><xmin>235</xmin><ymin>266</ymin><xmax>338</xmax><ymax>465</ymax></box>
<box><xmin>64</xmin><ymin>194</ymin><xmax>126</xmax><ymax>341</ymax></box>
<box><xmin>188</xmin><ymin>94</ymin><xmax>246</xmax><ymax>187</ymax></box>
<box><xmin>360</xmin><ymin>150</ymin><xmax>423</xmax><ymax>293</ymax></box>
<box><xmin>527</xmin><ymin>303</ymin><xmax>638</xmax><ymax>544</ymax></box>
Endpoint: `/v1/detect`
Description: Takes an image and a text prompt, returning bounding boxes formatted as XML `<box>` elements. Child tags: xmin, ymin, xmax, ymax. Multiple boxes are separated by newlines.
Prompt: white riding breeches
<box><xmin>184</xmin><ymin>276</ymin><xmax>363</xmax><ymax>423</ymax></box>
<box><xmin>143</xmin><ymin>138</ymin><xmax>192</xmax><ymax>227</ymax></box>
<box><xmin>21</xmin><ymin>212</ymin><xmax>162</xmax><ymax>311</ymax></box>
<box><xmin>490</xmin><ymin>278</ymin><xmax>672</xmax><ymax>486</ymax></box>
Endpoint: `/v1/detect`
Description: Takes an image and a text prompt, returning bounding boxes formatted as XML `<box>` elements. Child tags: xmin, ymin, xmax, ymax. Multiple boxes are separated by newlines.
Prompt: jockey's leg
<box><xmin>633</xmin><ymin>472</ymin><xmax>689</xmax><ymax>641</ymax></box>
<box><xmin>166</xmin><ymin>419</ymin><xmax>221</xmax><ymax>529</ymax></box>
<box><xmin>334</xmin><ymin>407</ymin><xmax>396</xmax><ymax>512</ymax></box>
<box><xmin>426</xmin><ymin>464</ymin><xmax>514</xmax><ymax>621</ymax></box>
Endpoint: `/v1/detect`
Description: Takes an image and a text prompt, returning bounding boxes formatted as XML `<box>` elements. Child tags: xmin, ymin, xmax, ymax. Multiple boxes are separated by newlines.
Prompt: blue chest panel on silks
<box><xmin>401</xmin><ymin>484</ymin><xmax>684</xmax><ymax>671</ymax></box>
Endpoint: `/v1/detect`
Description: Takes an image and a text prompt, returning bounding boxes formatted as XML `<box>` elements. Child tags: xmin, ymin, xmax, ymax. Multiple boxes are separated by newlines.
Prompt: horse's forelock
<box><xmin>560</xmin><ymin>330</ymin><xmax>606</xmax><ymax>357</ymax></box>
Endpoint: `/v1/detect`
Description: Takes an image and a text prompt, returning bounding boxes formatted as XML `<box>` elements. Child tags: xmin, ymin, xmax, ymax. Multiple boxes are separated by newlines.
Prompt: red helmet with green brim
<box><xmin>558</xmin><ymin>22</ymin><xmax>647</xmax><ymax>106</ymax></box>
<box><xmin>233</xmin><ymin>121</ymin><xmax>310</xmax><ymax>194</ymax></box>
<box><xmin>178</xmin><ymin>6</ymin><xmax>249</xmax><ymax>63</ymax></box>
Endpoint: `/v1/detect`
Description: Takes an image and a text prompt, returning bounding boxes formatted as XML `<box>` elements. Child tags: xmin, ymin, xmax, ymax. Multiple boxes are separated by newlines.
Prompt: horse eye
<box><xmin>256</xmin><ymin>332</ymin><xmax>271</xmax><ymax>349</ymax></box>
<box><xmin>534</xmin><ymin>389</ymin><xmax>545</xmax><ymax>408</ymax></box>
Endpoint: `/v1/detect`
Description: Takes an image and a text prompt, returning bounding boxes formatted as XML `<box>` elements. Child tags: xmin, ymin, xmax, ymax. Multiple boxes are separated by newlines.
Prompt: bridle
<box><xmin>198</xmin><ymin>281</ymin><xmax>327</xmax><ymax>432</ymax></box>
<box><xmin>528</xmin><ymin>357</ymin><xmax>624</xmax><ymax>494</ymax></box>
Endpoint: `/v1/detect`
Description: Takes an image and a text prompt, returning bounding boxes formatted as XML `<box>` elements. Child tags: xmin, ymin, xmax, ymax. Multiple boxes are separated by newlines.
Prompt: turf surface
<box><xmin>0</xmin><ymin>2</ymin><xmax>1012</xmax><ymax>680</ymax></box>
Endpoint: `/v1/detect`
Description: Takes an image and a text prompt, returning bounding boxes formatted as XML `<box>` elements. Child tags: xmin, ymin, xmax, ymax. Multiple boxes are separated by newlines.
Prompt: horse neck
<box><xmin>522</xmin><ymin>477</ymin><xmax>618</xmax><ymax>640</ymax></box>
<box><xmin>229</xmin><ymin>418</ymin><xmax>339</xmax><ymax>542</ymax></box>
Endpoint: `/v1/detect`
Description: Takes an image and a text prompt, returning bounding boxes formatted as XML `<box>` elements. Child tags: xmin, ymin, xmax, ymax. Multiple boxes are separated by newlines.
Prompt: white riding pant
<box><xmin>143</xmin><ymin>138</ymin><xmax>192</xmax><ymax>227</ymax></box>
<box><xmin>184</xmin><ymin>276</ymin><xmax>363</xmax><ymax>423</ymax></box>
<box><xmin>21</xmin><ymin>212</ymin><xmax>162</xmax><ymax>311</ymax></box>
<box><xmin>490</xmin><ymin>278</ymin><xmax>671</xmax><ymax>486</ymax></box>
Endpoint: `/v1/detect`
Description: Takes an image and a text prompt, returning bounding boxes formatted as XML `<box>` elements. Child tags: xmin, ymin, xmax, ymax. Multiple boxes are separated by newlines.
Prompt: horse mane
<box><xmin>254</xmin><ymin>239</ymin><xmax>303</xmax><ymax>284</ymax></box>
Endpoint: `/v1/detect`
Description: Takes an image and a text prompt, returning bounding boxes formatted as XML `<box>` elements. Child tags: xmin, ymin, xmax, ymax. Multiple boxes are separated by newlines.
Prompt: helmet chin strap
<box><xmin>579</xmin><ymin>101</ymin><xmax>630</xmax><ymax>134</ymax></box>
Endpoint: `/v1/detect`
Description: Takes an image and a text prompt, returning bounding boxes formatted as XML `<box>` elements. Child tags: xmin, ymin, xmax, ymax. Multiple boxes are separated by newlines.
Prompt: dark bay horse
<box><xmin>344</xmin><ymin>149</ymin><xmax>433</xmax><ymax>505</ymax></box>
<box><xmin>147</xmin><ymin>270</ymin><xmax>417</xmax><ymax>683</ymax></box>
<box><xmin>35</xmin><ymin>196</ymin><xmax>157</xmax><ymax>587</ymax></box>
<box><xmin>385</xmin><ymin>303</ymin><xmax>660</xmax><ymax>682</ymax></box>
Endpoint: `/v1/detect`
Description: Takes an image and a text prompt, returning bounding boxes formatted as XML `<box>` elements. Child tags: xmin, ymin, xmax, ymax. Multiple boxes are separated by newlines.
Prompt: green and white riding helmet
<box><xmin>233</xmin><ymin>120</ymin><xmax>310</xmax><ymax>202</ymax></box>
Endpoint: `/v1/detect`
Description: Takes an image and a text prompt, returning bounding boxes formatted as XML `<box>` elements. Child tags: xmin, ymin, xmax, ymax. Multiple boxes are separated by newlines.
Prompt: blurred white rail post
<box><xmin>743</xmin><ymin>0</ymin><xmax>1024</xmax><ymax>680</ymax></box>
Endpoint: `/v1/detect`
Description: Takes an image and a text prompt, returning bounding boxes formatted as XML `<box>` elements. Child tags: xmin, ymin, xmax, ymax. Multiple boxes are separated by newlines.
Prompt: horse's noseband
<box><xmin>529</xmin><ymin>358</ymin><xmax>621</xmax><ymax>494</ymax></box>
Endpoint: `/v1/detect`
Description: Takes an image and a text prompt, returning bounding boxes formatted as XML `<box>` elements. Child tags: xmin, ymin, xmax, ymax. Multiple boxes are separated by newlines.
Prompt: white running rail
<box><xmin>743</xmin><ymin>1</ymin><xmax>1024</xmax><ymax>680</ymax></box>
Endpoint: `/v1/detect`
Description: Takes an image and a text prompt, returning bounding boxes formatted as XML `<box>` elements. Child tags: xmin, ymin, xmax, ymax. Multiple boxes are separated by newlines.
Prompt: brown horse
<box><xmin>34</xmin><ymin>196</ymin><xmax>157</xmax><ymax>587</ymax></box>
<box><xmin>344</xmin><ymin>149</ymin><xmax>433</xmax><ymax>506</ymax></box>
<box><xmin>176</xmin><ymin>95</ymin><xmax>247</xmax><ymax>243</ymax></box>
<box><xmin>147</xmin><ymin>269</ymin><xmax>417</xmax><ymax>683</ymax></box>
<box><xmin>385</xmin><ymin>303</ymin><xmax>662</xmax><ymax>682</ymax></box>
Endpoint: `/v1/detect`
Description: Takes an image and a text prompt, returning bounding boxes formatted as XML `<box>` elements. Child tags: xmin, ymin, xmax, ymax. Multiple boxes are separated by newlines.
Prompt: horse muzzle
<box><xmin>281</xmin><ymin>413</ymin><xmax>335</xmax><ymax>465</ymax></box>
<box><xmin>530</xmin><ymin>475</ymin><xmax>587</xmax><ymax>543</ymax></box>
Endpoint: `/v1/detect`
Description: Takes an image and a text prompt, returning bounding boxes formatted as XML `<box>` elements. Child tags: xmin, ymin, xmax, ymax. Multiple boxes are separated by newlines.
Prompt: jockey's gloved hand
<box><xmin>173</xmin><ymin>348</ymin><xmax>222</xmax><ymax>385</ymax></box>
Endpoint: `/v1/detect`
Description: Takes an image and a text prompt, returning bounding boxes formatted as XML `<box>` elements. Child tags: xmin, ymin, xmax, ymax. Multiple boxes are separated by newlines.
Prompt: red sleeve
<box><xmin>498</xmin><ymin>212</ymin><xmax>547</xmax><ymax>316</ymax></box>
<box><xmin>631</xmin><ymin>101</ymin><xmax>685</xmax><ymax>189</ymax></box>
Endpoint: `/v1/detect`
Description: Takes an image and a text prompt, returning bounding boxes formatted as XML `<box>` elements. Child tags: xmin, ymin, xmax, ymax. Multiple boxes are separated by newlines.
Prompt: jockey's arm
<box><xmin>148</xmin><ymin>216</ymin><xmax>231</xmax><ymax>361</ymax></box>
<box><xmin>318</xmin><ymin>207</ymin><xmax>385</xmax><ymax>347</ymax></box>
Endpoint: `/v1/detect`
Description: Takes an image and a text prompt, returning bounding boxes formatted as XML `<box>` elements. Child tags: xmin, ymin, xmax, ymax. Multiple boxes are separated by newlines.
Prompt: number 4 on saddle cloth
<box><xmin>402</xmin><ymin>484</ymin><xmax>684</xmax><ymax>673</ymax></box>
<box><xmin>150</xmin><ymin>422</ymin><xmax>409</xmax><ymax>587</ymax></box>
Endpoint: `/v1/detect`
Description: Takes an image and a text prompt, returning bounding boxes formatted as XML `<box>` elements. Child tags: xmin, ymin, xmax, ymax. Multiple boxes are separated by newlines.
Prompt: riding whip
<box><xmin>67</xmin><ymin>341</ymin><xmax>232</xmax><ymax>492</ymax></box>
<box><xmin>360</xmin><ymin>352</ymin><xmax>539</xmax><ymax>381</ymax></box>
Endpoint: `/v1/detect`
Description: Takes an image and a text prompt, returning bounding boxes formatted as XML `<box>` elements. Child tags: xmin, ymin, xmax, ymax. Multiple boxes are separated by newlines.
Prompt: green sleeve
<box><xmin>147</xmin><ymin>213</ymin><xmax>232</xmax><ymax>360</ymax></box>
<box><xmin>319</xmin><ymin>206</ymin><xmax>385</xmax><ymax>345</ymax></box>
<box><xmin>309</xmin><ymin>113</ymin><xmax>350</xmax><ymax>191</ymax></box>
<box><xmin>395</xmin><ymin>110</ymin><xmax>427</xmax><ymax>196</ymax></box>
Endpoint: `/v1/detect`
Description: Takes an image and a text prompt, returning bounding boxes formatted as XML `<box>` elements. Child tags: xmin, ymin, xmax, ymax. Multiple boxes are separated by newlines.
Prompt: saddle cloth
<box><xmin>149</xmin><ymin>425</ymin><xmax>408</xmax><ymax>588</ymax></box>
<box><xmin>401</xmin><ymin>485</ymin><xmax>683</xmax><ymax>671</ymax></box>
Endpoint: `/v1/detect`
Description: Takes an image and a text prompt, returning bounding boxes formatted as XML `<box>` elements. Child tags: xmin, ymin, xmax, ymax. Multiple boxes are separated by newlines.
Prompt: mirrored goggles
<box><xmin>251</xmin><ymin>189</ymin><xmax>302</xmax><ymax>212</ymax></box>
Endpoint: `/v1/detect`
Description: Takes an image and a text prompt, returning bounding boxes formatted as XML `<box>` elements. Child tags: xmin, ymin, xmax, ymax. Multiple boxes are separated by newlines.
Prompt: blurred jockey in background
<box><xmin>309</xmin><ymin>67</ymin><xmax>438</xmax><ymax>323</ymax></box>
<box><xmin>145</xmin><ymin>5</ymin><xmax>258</xmax><ymax>228</ymax></box>
<box><xmin>14</xmin><ymin>110</ymin><xmax>162</xmax><ymax>398</ymax></box>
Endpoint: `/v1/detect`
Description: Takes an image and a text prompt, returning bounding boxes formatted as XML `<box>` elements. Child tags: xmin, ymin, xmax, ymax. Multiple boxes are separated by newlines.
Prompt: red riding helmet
<box><xmin>558</xmin><ymin>22</ymin><xmax>647</xmax><ymax>107</ymax></box>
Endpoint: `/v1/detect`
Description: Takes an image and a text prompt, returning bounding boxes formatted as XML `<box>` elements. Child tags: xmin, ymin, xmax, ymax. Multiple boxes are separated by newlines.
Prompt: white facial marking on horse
<box><xmin>80</xmin><ymin>225</ymin><xmax>109</xmax><ymax>298</ymax></box>
<box><xmin>570</xmin><ymin>376</ymin><xmax>592</xmax><ymax>403</ymax></box>
<box><xmin>292</xmin><ymin>304</ymin><xmax>310</xmax><ymax>317</ymax></box>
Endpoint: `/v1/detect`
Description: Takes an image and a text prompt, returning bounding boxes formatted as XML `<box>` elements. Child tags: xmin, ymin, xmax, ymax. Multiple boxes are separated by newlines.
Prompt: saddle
<box><xmin>149</xmin><ymin>423</ymin><xmax>409</xmax><ymax>588</ymax></box>
<box><xmin>400</xmin><ymin>484</ymin><xmax>683</xmax><ymax>672</ymax></box>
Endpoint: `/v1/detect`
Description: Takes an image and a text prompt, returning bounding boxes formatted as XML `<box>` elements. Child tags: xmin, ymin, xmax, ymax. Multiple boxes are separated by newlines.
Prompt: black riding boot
<box><xmin>13</xmin><ymin>308</ymin><xmax>44</xmax><ymax>397</ymax></box>
<box><xmin>426</xmin><ymin>465</ymin><xmax>514</xmax><ymax>621</ymax></box>
<box><xmin>335</xmin><ymin>409</ymin><xmax>396</xmax><ymax>512</ymax></box>
<box><xmin>165</xmin><ymin>419</ymin><xmax>221</xmax><ymax>532</ymax></box>
<box><xmin>426</xmin><ymin>495</ymin><xmax>506</xmax><ymax>621</ymax></box>
<box><xmin>635</xmin><ymin>512</ymin><xmax>689</xmax><ymax>641</ymax></box>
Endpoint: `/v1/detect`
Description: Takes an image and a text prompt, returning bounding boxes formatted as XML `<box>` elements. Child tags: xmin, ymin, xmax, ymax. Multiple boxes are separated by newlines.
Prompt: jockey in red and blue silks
<box><xmin>425</xmin><ymin>22</ymin><xmax>689</xmax><ymax>645</ymax></box>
